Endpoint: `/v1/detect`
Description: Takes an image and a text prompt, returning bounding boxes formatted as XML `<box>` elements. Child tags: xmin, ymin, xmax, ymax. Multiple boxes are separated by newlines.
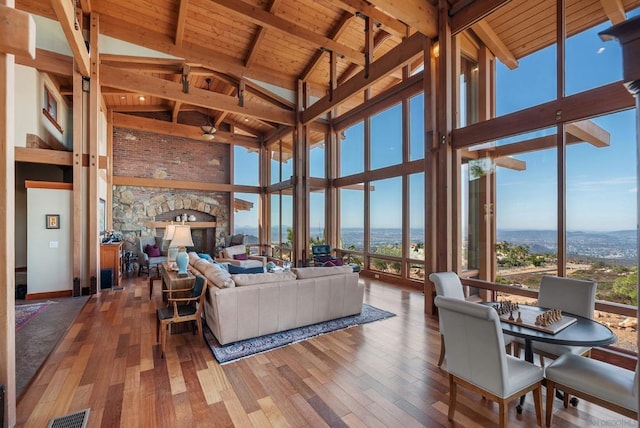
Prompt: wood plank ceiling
<box><xmin>13</xmin><ymin>0</ymin><xmax>640</xmax><ymax>145</ymax></box>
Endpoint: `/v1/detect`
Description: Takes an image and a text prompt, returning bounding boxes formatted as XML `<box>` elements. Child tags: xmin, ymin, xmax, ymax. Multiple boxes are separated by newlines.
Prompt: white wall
<box><xmin>27</xmin><ymin>188</ymin><xmax>73</xmax><ymax>294</ymax></box>
<box><xmin>14</xmin><ymin>65</ymin><xmax>39</xmax><ymax>148</ymax></box>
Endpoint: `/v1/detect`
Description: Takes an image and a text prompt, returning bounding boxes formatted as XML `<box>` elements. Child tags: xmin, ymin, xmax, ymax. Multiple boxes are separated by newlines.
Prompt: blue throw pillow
<box><xmin>198</xmin><ymin>253</ymin><xmax>214</xmax><ymax>262</ymax></box>
<box><xmin>228</xmin><ymin>264</ymin><xmax>264</xmax><ymax>274</ymax></box>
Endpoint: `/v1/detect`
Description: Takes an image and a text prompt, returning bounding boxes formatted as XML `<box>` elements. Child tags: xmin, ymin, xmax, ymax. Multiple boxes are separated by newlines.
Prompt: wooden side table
<box><xmin>158</xmin><ymin>262</ymin><xmax>195</xmax><ymax>302</ymax></box>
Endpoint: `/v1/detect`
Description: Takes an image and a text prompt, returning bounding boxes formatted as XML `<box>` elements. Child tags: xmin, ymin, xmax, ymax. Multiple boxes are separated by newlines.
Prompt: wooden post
<box><xmin>88</xmin><ymin>13</ymin><xmax>100</xmax><ymax>292</ymax></box>
<box><xmin>0</xmin><ymin>3</ymin><xmax>34</xmax><ymax>425</ymax></box>
<box><xmin>293</xmin><ymin>80</ymin><xmax>310</xmax><ymax>265</ymax></box>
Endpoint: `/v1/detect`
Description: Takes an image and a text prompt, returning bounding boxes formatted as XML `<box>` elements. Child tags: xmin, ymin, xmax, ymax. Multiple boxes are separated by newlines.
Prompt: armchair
<box><xmin>137</xmin><ymin>235</ymin><xmax>168</xmax><ymax>277</ymax></box>
<box><xmin>216</xmin><ymin>244</ymin><xmax>266</xmax><ymax>269</ymax></box>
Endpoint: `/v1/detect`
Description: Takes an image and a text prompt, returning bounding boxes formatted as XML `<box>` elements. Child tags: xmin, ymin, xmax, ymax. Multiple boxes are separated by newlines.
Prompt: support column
<box><xmin>0</xmin><ymin>4</ymin><xmax>35</xmax><ymax>425</ymax></box>
<box><xmin>88</xmin><ymin>13</ymin><xmax>100</xmax><ymax>293</ymax></box>
<box><xmin>293</xmin><ymin>80</ymin><xmax>310</xmax><ymax>266</ymax></box>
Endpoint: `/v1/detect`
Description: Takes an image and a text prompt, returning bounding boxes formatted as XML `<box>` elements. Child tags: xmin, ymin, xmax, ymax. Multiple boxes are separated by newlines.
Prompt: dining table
<box><xmin>485</xmin><ymin>302</ymin><xmax>617</xmax><ymax>412</ymax></box>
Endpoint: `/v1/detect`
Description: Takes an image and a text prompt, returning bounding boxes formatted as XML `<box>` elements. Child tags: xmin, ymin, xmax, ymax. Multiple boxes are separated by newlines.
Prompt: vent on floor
<box><xmin>47</xmin><ymin>408</ymin><xmax>90</xmax><ymax>428</ymax></box>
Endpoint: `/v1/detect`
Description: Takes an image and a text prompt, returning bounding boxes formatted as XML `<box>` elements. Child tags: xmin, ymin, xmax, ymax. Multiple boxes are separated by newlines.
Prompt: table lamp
<box><xmin>170</xmin><ymin>225</ymin><xmax>194</xmax><ymax>276</ymax></box>
<box><xmin>164</xmin><ymin>223</ymin><xmax>177</xmax><ymax>262</ymax></box>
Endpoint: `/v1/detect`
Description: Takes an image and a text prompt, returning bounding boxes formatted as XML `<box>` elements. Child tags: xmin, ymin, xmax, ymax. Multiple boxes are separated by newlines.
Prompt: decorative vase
<box><xmin>181</xmin><ymin>213</ymin><xmax>188</xmax><ymax>222</ymax></box>
<box><xmin>175</xmin><ymin>248</ymin><xmax>189</xmax><ymax>276</ymax></box>
<box><xmin>188</xmin><ymin>214</ymin><xmax>196</xmax><ymax>222</ymax></box>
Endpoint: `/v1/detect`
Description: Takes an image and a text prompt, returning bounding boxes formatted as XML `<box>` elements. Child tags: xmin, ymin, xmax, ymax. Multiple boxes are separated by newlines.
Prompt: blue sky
<box><xmin>234</xmin><ymin>9</ymin><xmax>639</xmax><ymax>236</ymax></box>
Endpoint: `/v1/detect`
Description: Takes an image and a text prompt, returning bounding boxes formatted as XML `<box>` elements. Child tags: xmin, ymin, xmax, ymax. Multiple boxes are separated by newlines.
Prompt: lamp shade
<box><xmin>164</xmin><ymin>224</ymin><xmax>176</xmax><ymax>241</ymax></box>
<box><xmin>170</xmin><ymin>225</ymin><xmax>194</xmax><ymax>248</ymax></box>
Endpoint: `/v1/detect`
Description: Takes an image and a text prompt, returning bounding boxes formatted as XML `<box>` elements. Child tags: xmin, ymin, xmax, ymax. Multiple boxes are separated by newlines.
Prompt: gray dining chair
<box><xmin>545</xmin><ymin>354</ymin><xmax>638</xmax><ymax>425</ymax></box>
<box><xmin>435</xmin><ymin>296</ymin><xmax>543</xmax><ymax>427</ymax></box>
<box><xmin>530</xmin><ymin>275</ymin><xmax>597</xmax><ymax>366</ymax></box>
<box><xmin>430</xmin><ymin>272</ymin><xmax>514</xmax><ymax>367</ymax></box>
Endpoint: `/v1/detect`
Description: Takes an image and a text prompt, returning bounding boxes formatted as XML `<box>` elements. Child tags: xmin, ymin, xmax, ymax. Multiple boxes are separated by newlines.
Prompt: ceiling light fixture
<box><xmin>201</xmin><ymin>78</ymin><xmax>216</xmax><ymax>140</ymax></box>
<box><xmin>139</xmin><ymin>95</ymin><xmax>145</xmax><ymax>101</ymax></box>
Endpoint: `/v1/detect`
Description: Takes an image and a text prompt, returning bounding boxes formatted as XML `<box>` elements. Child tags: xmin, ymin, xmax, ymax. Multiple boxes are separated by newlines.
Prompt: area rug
<box><xmin>15</xmin><ymin>302</ymin><xmax>51</xmax><ymax>331</ymax></box>
<box><xmin>204</xmin><ymin>303</ymin><xmax>395</xmax><ymax>364</ymax></box>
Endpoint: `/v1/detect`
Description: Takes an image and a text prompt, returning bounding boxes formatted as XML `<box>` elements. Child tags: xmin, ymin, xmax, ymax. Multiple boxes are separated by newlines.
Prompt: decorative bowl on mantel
<box><xmin>188</xmin><ymin>215</ymin><xmax>196</xmax><ymax>222</ymax></box>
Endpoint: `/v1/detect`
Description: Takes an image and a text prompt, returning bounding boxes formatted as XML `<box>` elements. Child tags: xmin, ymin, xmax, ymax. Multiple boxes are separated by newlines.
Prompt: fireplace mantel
<box><xmin>146</xmin><ymin>221</ymin><xmax>217</xmax><ymax>229</ymax></box>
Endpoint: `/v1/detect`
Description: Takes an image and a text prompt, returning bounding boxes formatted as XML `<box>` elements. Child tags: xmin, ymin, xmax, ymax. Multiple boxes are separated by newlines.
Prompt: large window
<box><xmin>371</xmin><ymin>104</ymin><xmax>402</xmax><ymax>169</ymax></box>
<box><xmin>340</xmin><ymin>122</ymin><xmax>364</xmax><ymax>177</ymax></box>
<box><xmin>340</xmin><ymin>187</ymin><xmax>364</xmax><ymax>251</ymax></box>
<box><xmin>233</xmin><ymin>192</ymin><xmax>259</xmax><ymax>242</ymax></box>
<box><xmin>369</xmin><ymin>177</ymin><xmax>402</xmax><ymax>275</ymax></box>
<box><xmin>309</xmin><ymin>189</ymin><xmax>325</xmax><ymax>245</ymax></box>
<box><xmin>234</xmin><ymin>146</ymin><xmax>258</xmax><ymax>185</ymax></box>
<box><xmin>309</xmin><ymin>138</ymin><xmax>325</xmax><ymax>178</ymax></box>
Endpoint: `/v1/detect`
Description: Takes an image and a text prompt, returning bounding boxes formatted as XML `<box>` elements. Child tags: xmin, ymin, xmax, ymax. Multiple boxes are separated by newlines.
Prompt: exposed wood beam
<box><xmin>79</xmin><ymin>0</ymin><xmax>92</xmax><ymax>13</ymax></box>
<box><xmin>51</xmin><ymin>0</ymin><xmax>90</xmax><ymax>77</ymax></box>
<box><xmin>364</xmin><ymin>0</ymin><xmax>437</xmax><ymax>37</ymax></box>
<box><xmin>98</xmin><ymin>16</ymin><xmax>298</xmax><ymax>92</ymax></box>
<box><xmin>0</xmin><ymin>5</ymin><xmax>35</xmax><ymax>58</ymax></box>
<box><xmin>337</xmin><ymin>29</ymin><xmax>393</xmax><ymax>85</ymax></box>
<box><xmin>171</xmin><ymin>101</ymin><xmax>181</xmax><ymax>123</ymax></box>
<box><xmin>15</xmin><ymin>48</ymin><xmax>72</xmax><ymax>76</ymax></box>
<box><xmin>471</xmin><ymin>19</ymin><xmax>517</xmax><ymax>69</ymax></box>
<box><xmin>450</xmin><ymin>0</ymin><xmax>511</xmax><ymax>35</ymax></box>
<box><xmin>452</xmin><ymin>82</ymin><xmax>634</xmax><ymax>149</ymax></box>
<box><xmin>302</xmin><ymin>31</ymin><xmax>424</xmax><ymax>124</ymax></box>
<box><xmin>15</xmin><ymin>147</ymin><xmax>73</xmax><ymax>165</ymax></box>
<box><xmin>110</xmin><ymin>104</ymin><xmax>170</xmax><ymax>112</ymax></box>
<box><xmin>600</xmin><ymin>0</ymin><xmax>626</xmax><ymax>25</ymax></box>
<box><xmin>245</xmin><ymin>0</ymin><xmax>281</xmax><ymax>67</ymax></box>
<box><xmin>330</xmin><ymin>0</ymin><xmax>408</xmax><ymax>38</ymax></box>
<box><xmin>224</xmin><ymin>117</ymin><xmax>267</xmax><ymax>137</ymax></box>
<box><xmin>566</xmin><ymin>120</ymin><xmax>610</xmax><ymax>148</ymax></box>
<box><xmin>264</xmin><ymin>125</ymin><xmax>293</xmax><ymax>146</ymax></box>
<box><xmin>213</xmin><ymin>71</ymin><xmax>295</xmax><ymax>110</ymax></box>
<box><xmin>214</xmin><ymin>85</ymin><xmax>236</xmax><ymax>128</ymax></box>
<box><xmin>175</xmin><ymin>0</ymin><xmax>189</xmax><ymax>47</ymax></box>
<box><xmin>495</xmin><ymin>156</ymin><xmax>526</xmax><ymax>170</ymax></box>
<box><xmin>299</xmin><ymin>12</ymin><xmax>353</xmax><ymax>81</ymax></box>
<box><xmin>112</xmin><ymin>112</ymin><xmax>260</xmax><ymax>148</ymax></box>
<box><xmin>101</xmin><ymin>64</ymin><xmax>295</xmax><ymax>125</ymax></box>
<box><xmin>112</xmin><ymin>175</ymin><xmax>258</xmax><ymax>194</ymax></box>
<box><xmin>209</xmin><ymin>0</ymin><xmax>365</xmax><ymax>66</ymax></box>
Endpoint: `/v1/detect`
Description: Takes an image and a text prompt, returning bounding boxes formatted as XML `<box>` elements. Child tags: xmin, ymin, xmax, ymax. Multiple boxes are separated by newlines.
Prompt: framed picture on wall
<box><xmin>46</xmin><ymin>214</ymin><xmax>60</xmax><ymax>229</ymax></box>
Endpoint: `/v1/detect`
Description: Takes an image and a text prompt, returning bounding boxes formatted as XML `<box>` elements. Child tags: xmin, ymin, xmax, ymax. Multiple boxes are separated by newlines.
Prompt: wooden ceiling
<box><xmin>13</xmin><ymin>0</ymin><xmax>640</xmax><ymax>144</ymax></box>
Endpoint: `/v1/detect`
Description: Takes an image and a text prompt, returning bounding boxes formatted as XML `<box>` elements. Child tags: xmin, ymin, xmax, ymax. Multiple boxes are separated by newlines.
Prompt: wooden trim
<box><xmin>112</xmin><ymin>176</ymin><xmax>259</xmax><ymax>194</ymax></box>
<box><xmin>146</xmin><ymin>221</ymin><xmax>216</xmax><ymax>229</ymax></box>
<box><xmin>0</xmin><ymin>6</ymin><xmax>35</xmax><ymax>58</ymax></box>
<box><xmin>42</xmin><ymin>108</ymin><xmax>63</xmax><ymax>134</ymax></box>
<box><xmin>88</xmin><ymin>13</ymin><xmax>100</xmax><ymax>294</ymax></box>
<box><xmin>333</xmin><ymin>159</ymin><xmax>425</xmax><ymax>188</ymax></box>
<box><xmin>15</xmin><ymin>147</ymin><xmax>73</xmax><ymax>166</ymax></box>
<box><xmin>24</xmin><ymin>181</ymin><xmax>72</xmax><ymax>190</ymax></box>
<box><xmin>174</xmin><ymin>0</ymin><xmax>189</xmax><ymax>47</ymax></box>
<box><xmin>72</xmin><ymin>70</ymin><xmax>82</xmax><ymax>292</ymax></box>
<box><xmin>452</xmin><ymin>82</ymin><xmax>634</xmax><ymax>149</ymax></box>
<box><xmin>26</xmin><ymin>290</ymin><xmax>73</xmax><ymax>300</ymax></box>
<box><xmin>15</xmin><ymin>48</ymin><xmax>73</xmax><ymax>77</ymax></box>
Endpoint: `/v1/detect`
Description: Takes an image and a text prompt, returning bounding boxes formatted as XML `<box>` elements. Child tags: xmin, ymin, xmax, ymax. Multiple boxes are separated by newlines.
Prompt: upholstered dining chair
<box><xmin>530</xmin><ymin>275</ymin><xmax>597</xmax><ymax>367</ymax></box>
<box><xmin>545</xmin><ymin>355</ymin><xmax>638</xmax><ymax>426</ymax></box>
<box><xmin>435</xmin><ymin>296</ymin><xmax>543</xmax><ymax>428</ymax></box>
<box><xmin>429</xmin><ymin>272</ymin><xmax>514</xmax><ymax>366</ymax></box>
<box><xmin>156</xmin><ymin>275</ymin><xmax>207</xmax><ymax>358</ymax></box>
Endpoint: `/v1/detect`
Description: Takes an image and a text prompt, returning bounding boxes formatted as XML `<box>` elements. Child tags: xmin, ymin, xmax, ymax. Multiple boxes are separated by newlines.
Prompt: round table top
<box><xmin>485</xmin><ymin>303</ymin><xmax>617</xmax><ymax>347</ymax></box>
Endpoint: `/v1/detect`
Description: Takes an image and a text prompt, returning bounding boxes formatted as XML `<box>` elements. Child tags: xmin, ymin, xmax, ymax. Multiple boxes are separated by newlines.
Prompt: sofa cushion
<box><xmin>222</xmin><ymin>244</ymin><xmax>246</xmax><ymax>258</ymax></box>
<box><xmin>188</xmin><ymin>251</ymin><xmax>201</xmax><ymax>265</ymax></box>
<box><xmin>232</xmin><ymin>271</ymin><xmax>297</xmax><ymax>286</ymax></box>
<box><xmin>292</xmin><ymin>265</ymin><xmax>353</xmax><ymax>279</ymax></box>
<box><xmin>201</xmin><ymin>263</ymin><xmax>235</xmax><ymax>289</ymax></box>
<box><xmin>228</xmin><ymin>264</ymin><xmax>264</xmax><ymax>274</ymax></box>
<box><xmin>192</xmin><ymin>258</ymin><xmax>211</xmax><ymax>273</ymax></box>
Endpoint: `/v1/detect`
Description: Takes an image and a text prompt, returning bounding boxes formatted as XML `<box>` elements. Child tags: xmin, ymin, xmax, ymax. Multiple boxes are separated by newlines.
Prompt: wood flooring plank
<box><xmin>100</xmin><ymin>383</ymin><xmax>124</xmax><ymax>427</ymax></box>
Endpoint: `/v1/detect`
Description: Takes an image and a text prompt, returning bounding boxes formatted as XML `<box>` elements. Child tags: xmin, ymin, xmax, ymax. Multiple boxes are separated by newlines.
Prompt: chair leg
<box><xmin>447</xmin><ymin>374</ymin><xmax>457</xmax><ymax>422</ymax></box>
<box><xmin>438</xmin><ymin>334</ymin><xmax>446</xmax><ymax>367</ymax></box>
<box><xmin>563</xmin><ymin>390</ymin><xmax>569</xmax><ymax>408</ymax></box>
<box><xmin>539</xmin><ymin>355</ymin><xmax>545</xmax><ymax>368</ymax></box>
<box><xmin>533</xmin><ymin>384</ymin><xmax>543</xmax><ymax>427</ymax></box>
<box><xmin>546</xmin><ymin>380</ymin><xmax>556</xmax><ymax>427</ymax></box>
<box><xmin>196</xmin><ymin>317</ymin><xmax>204</xmax><ymax>344</ymax></box>
<box><xmin>156</xmin><ymin>316</ymin><xmax>160</xmax><ymax>342</ymax></box>
<box><xmin>160</xmin><ymin>322</ymin><xmax>168</xmax><ymax>359</ymax></box>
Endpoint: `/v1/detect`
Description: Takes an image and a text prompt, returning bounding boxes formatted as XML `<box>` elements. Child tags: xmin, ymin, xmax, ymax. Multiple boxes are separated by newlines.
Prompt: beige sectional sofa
<box><xmin>188</xmin><ymin>252</ymin><xmax>364</xmax><ymax>345</ymax></box>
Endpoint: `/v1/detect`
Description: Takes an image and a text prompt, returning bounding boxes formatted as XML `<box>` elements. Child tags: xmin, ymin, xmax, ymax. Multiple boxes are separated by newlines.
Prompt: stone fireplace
<box><xmin>112</xmin><ymin>186</ymin><xmax>229</xmax><ymax>256</ymax></box>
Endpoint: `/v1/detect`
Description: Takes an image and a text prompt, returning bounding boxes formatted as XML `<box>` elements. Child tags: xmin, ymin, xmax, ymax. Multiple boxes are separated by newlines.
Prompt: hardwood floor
<box><xmin>16</xmin><ymin>275</ymin><xmax>635</xmax><ymax>427</ymax></box>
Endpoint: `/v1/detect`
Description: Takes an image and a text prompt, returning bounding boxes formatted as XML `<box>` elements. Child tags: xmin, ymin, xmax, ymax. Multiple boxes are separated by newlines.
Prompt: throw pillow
<box><xmin>146</xmin><ymin>245</ymin><xmax>161</xmax><ymax>257</ymax></box>
<box><xmin>222</xmin><ymin>244</ymin><xmax>245</xmax><ymax>259</ymax></box>
<box><xmin>198</xmin><ymin>253</ymin><xmax>214</xmax><ymax>262</ymax></box>
<box><xmin>232</xmin><ymin>271</ymin><xmax>297</xmax><ymax>286</ymax></box>
<box><xmin>233</xmin><ymin>253</ymin><xmax>248</xmax><ymax>261</ymax></box>
<box><xmin>201</xmin><ymin>263</ymin><xmax>235</xmax><ymax>289</ymax></box>
<box><xmin>227</xmin><ymin>264</ymin><xmax>264</xmax><ymax>274</ymax></box>
<box><xmin>323</xmin><ymin>261</ymin><xmax>335</xmax><ymax>267</ymax></box>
